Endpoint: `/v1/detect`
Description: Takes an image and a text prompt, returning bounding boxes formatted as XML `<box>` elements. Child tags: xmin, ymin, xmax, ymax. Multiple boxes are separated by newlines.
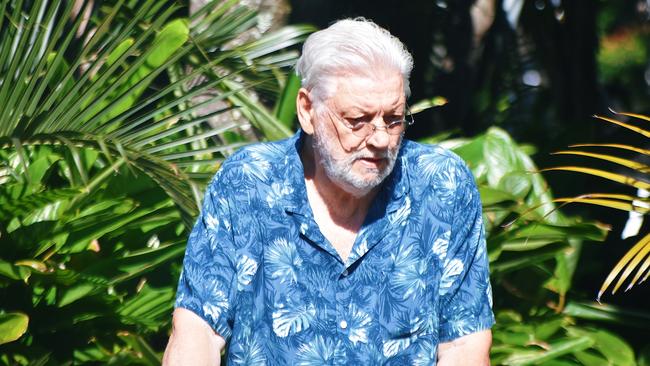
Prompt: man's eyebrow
<box><xmin>343</xmin><ymin>104</ymin><xmax>404</xmax><ymax>114</ymax></box>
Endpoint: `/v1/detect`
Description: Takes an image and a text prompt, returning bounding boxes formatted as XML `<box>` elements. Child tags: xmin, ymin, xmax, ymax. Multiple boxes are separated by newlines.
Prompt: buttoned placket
<box><xmin>335</xmin><ymin>262</ymin><xmax>350</xmax><ymax>365</ymax></box>
<box><xmin>279</xmin><ymin>130</ymin><xmax>413</xmax><ymax>364</ymax></box>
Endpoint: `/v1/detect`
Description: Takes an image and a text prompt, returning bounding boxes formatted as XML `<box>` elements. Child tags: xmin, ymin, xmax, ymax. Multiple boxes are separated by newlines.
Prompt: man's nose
<box><xmin>366</xmin><ymin>124</ymin><xmax>391</xmax><ymax>150</ymax></box>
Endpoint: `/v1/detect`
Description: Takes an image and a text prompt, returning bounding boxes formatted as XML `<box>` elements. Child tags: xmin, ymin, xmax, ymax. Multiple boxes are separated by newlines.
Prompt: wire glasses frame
<box><xmin>322</xmin><ymin>103</ymin><xmax>415</xmax><ymax>138</ymax></box>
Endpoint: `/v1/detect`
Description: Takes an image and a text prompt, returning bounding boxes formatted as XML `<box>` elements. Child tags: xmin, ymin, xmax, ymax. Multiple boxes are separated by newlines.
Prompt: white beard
<box><xmin>312</xmin><ymin>121</ymin><xmax>401</xmax><ymax>197</ymax></box>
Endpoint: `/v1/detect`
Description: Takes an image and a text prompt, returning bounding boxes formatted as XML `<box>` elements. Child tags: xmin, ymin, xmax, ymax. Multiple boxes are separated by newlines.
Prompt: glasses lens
<box><xmin>351</xmin><ymin>123</ymin><xmax>374</xmax><ymax>137</ymax></box>
<box><xmin>387</xmin><ymin>121</ymin><xmax>406</xmax><ymax>135</ymax></box>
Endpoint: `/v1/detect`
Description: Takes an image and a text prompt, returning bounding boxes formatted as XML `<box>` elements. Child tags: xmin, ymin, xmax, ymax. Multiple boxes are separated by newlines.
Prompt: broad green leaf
<box><xmin>0</xmin><ymin>312</ymin><xmax>29</xmax><ymax>345</ymax></box>
<box><xmin>483</xmin><ymin>127</ymin><xmax>525</xmax><ymax>187</ymax></box>
<box><xmin>533</xmin><ymin>317</ymin><xmax>566</xmax><ymax>340</ymax></box>
<box><xmin>490</xmin><ymin>243</ymin><xmax>568</xmax><ymax>274</ymax></box>
<box><xmin>496</xmin><ymin>310</ymin><xmax>523</xmax><ymax>324</ymax></box>
<box><xmin>106</xmin><ymin>38</ymin><xmax>135</xmax><ymax>67</ymax></box>
<box><xmin>574</xmin><ymin>351</ymin><xmax>609</xmax><ymax>366</ymax></box>
<box><xmin>563</xmin><ymin>301</ymin><xmax>650</xmax><ymax>329</ymax></box>
<box><xmin>479</xmin><ymin>186</ymin><xmax>517</xmax><ymax>205</ymax></box>
<box><xmin>58</xmin><ymin>283</ymin><xmax>97</xmax><ymax>307</ymax></box>
<box><xmin>451</xmin><ymin>135</ymin><xmax>487</xmax><ymax>179</ymax></box>
<box><xmin>273</xmin><ymin>71</ymin><xmax>301</xmax><ymax>128</ymax></box>
<box><xmin>498</xmin><ymin>171</ymin><xmax>532</xmax><ymax>200</ymax></box>
<box><xmin>567</xmin><ymin>327</ymin><xmax>635</xmax><ymax>366</ymax></box>
<box><xmin>501</xmin><ymin>336</ymin><xmax>594</xmax><ymax>365</ymax></box>
<box><xmin>545</xmin><ymin>238</ymin><xmax>584</xmax><ymax>299</ymax></box>
<box><xmin>507</xmin><ymin>222</ymin><xmax>607</xmax><ymax>242</ymax></box>
<box><xmin>0</xmin><ymin>259</ymin><xmax>30</xmax><ymax>281</ymax></box>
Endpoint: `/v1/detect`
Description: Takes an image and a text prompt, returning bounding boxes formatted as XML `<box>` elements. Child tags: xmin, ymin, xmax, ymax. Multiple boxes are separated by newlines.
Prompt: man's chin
<box><xmin>336</xmin><ymin>173</ymin><xmax>387</xmax><ymax>198</ymax></box>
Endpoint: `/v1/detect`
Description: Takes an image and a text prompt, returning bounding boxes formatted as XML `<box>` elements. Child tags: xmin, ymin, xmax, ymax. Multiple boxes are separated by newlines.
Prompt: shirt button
<box><xmin>342</xmin><ymin>269</ymin><xmax>349</xmax><ymax>276</ymax></box>
<box><xmin>339</xmin><ymin>320</ymin><xmax>348</xmax><ymax>329</ymax></box>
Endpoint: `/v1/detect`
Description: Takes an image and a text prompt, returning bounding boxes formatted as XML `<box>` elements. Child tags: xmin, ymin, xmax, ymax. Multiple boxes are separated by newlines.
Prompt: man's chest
<box><xmin>224</xmin><ymin>182</ymin><xmax>459</xmax><ymax>364</ymax></box>
<box><xmin>238</xmin><ymin>200</ymin><xmax>452</xmax><ymax>324</ymax></box>
<box><xmin>227</xmin><ymin>213</ymin><xmax>450</xmax><ymax>364</ymax></box>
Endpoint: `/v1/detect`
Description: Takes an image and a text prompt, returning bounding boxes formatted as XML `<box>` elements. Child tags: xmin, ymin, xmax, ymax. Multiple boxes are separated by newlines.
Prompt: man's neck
<box><xmin>300</xmin><ymin>138</ymin><xmax>377</xmax><ymax>226</ymax></box>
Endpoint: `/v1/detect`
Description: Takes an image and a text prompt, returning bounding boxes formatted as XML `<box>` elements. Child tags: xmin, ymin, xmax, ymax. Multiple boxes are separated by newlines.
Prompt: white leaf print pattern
<box><xmin>382</xmin><ymin>338</ymin><xmax>411</xmax><ymax>358</ymax></box>
<box><xmin>433</xmin><ymin>169</ymin><xmax>457</xmax><ymax>206</ymax></box>
<box><xmin>202</xmin><ymin>289</ymin><xmax>228</xmax><ymax>324</ymax></box>
<box><xmin>392</xmin><ymin>260</ymin><xmax>427</xmax><ymax>300</ymax></box>
<box><xmin>440</xmin><ymin>258</ymin><xmax>464</xmax><ymax>295</ymax></box>
<box><xmin>242</xmin><ymin>143</ymin><xmax>282</xmax><ymax>182</ymax></box>
<box><xmin>266</xmin><ymin>237</ymin><xmax>302</xmax><ymax>284</ymax></box>
<box><xmin>232</xmin><ymin>334</ymin><xmax>267</xmax><ymax>365</ymax></box>
<box><xmin>389</xmin><ymin>196</ymin><xmax>411</xmax><ymax>225</ymax></box>
<box><xmin>417</xmin><ymin>152</ymin><xmax>452</xmax><ymax>182</ymax></box>
<box><xmin>432</xmin><ymin>230</ymin><xmax>450</xmax><ymax>261</ymax></box>
<box><xmin>390</xmin><ymin>244</ymin><xmax>426</xmax><ymax>300</ymax></box>
<box><xmin>413</xmin><ymin>338</ymin><xmax>436</xmax><ymax>366</ymax></box>
<box><xmin>295</xmin><ymin>336</ymin><xmax>344</xmax><ymax>365</ymax></box>
<box><xmin>347</xmin><ymin>304</ymin><xmax>372</xmax><ymax>345</ymax></box>
<box><xmin>272</xmin><ymin>302</ymin><xmax>316</xmax><ymax>337</ymax></box>
<box><xmin>236</xmin><ymin>255</ymin><xmax>258</xmax><ymax>291</ymax></box>
<box><xmin>205</xmin><ymin>213</ymin><xmax>219</xmax><ymax>232</ymax></box>
<box><xmin>266</xmin><ymin>182</ymin><xmax>294</xmax><ymax>208</ymax></box>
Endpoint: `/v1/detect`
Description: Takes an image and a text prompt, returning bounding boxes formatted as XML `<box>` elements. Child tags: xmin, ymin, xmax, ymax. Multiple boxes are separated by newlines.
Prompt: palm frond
<box><xmin>598</xmin><ymin>232</ymin><xmax>650</xmax><ymax>301</ymax></box>
<box><xmin>1</xmin><ymin>0</ymin><xmax>312</xmax><ymax>222</ymax></box>
<box><xmin>549</xmin><ymin>112</ymin><xmax>650</xmax><ymax>297</ymax></box>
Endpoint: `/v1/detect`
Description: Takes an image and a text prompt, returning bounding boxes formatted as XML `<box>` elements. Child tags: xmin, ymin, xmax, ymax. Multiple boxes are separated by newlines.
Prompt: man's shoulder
<box><xmin>224</xmin><ymin>138</ymin><xmax>291</xmax><ymax>167</ymax></box>
<box><xmin>207</xmin><ymin>136</ymin><xmax>297</xmax><ymax>189</ymax></box>
<box><xmin>400</xmin><ymin>139</ymin><xmax>471</xmax><ymax>179</ymax></box>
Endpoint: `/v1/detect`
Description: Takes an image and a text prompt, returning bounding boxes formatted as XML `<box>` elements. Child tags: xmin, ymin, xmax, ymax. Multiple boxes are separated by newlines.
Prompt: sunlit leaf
<box><xmin>0</xmin><ymin>312</ymin><xmax>29</xmax><ymax>345</ymax></box>
<box><xmin>598</xmin><ymin>232</ymin><xmax>650</xmax><ymax>299</ymax></box>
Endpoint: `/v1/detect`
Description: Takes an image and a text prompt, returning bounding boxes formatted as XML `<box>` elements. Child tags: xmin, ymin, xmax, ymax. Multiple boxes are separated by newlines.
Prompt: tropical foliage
<box><xmin>0</xmin><ymin>0</ymin><xmax>311</xmax><ymax>364</ymax></box>
<box><xmin>1</xmin><ymin>0</ymin><xmax>648</xmax><ymax>364</ymax></box>
<box><xmin>544</xmin><ymin>112</ymin><xmax>650</xmax><ymax>301</ymax></box>
<box><xmin>438</xmin><ymin>128</ymin><xmax>643</xmax><ymax>365</ymax></box>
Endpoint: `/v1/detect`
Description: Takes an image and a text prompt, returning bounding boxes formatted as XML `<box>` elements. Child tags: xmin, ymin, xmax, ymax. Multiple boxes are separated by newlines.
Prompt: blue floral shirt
<box><xmin>175</xmin><ymin>131</ymin><xmax>495</xmax><ymax>365</ymax></box>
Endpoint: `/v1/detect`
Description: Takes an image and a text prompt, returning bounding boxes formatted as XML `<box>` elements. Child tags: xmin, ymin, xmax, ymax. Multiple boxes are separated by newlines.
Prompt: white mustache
<box><xmin>351</xmin><ymin>152</ymin><xmax>388</xmax><ymax>160</ymax></box>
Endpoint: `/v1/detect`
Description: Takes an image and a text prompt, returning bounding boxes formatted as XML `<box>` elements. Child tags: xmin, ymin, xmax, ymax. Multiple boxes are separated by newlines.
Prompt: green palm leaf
<box><xmin>1</xmin><ymin>0</ymin><xmax>312</xmax><ymax>221</ymax></box>
<box><xmin>0</xmin><ymin>0</ymin><xmax>313</xmax><ymax>361</ymax></box>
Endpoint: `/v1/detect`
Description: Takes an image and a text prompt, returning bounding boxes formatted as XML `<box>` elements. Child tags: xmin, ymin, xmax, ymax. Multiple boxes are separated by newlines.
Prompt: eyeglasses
<box><xmin>323</xmin><ymin>103</ymin><xmax>415</xmax><ymax>138</ymax></box>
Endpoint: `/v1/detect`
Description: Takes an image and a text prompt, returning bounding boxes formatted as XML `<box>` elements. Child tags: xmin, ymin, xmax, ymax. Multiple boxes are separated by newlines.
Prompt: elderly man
<box><xmin>163</xmin><ymin>18</ymin><xmax>494</xmax><ymax>365</ymax></box>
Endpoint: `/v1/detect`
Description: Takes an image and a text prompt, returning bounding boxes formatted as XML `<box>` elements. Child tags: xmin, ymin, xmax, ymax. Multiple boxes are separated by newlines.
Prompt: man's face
<box><xmin>311</xmin><ymin>68</ymin><xmax>405</xmax><ymax>197</ymax></box>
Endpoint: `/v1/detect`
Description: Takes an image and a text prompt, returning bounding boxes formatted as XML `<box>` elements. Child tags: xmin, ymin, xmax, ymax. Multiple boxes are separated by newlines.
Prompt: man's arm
<box><xmin>162</xmin><ymin>308</ymin><xmax>226</xmax><ymax>366</ymax></box>
<box><xmin>437</xmin><ymin>329</ymin><xmax>492</xmax><ymax>366</ymax></box>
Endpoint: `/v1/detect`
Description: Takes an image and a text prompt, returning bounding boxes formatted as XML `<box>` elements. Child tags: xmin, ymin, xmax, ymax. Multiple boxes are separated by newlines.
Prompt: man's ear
<box><xmin>296</xmin><ymin>88</ymin><xmax>315</xmax><ymax>135</ymax></box>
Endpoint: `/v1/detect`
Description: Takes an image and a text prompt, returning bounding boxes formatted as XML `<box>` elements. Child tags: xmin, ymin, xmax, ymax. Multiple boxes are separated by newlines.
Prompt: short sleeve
<box><xmin>438</xmin><ymin>161</ymin><xmax>495</xmax><ymax>342</ymax></box>
<box><xmin>174</xmin><ymin>175</ymin><xmax>237</xmax><ymax>341</ymax></box>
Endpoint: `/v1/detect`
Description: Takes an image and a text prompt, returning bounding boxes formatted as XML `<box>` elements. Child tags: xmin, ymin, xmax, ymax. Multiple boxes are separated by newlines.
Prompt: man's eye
<box><xmin>350</xmin><ymin>117</ymin><xmax>370</xmax><ymax>124</ymax></box>
<box><xmin>386</xmin><ymin>117</ymin><xmax>401</xmax><ymax>124</ymax></box>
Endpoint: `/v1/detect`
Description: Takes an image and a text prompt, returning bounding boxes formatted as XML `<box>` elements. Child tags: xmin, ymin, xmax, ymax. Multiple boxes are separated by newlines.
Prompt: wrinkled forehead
<box><xmin>325</xmin><ymin>67</ymin><xmax>406</xmax><ymax>109</ymax></box>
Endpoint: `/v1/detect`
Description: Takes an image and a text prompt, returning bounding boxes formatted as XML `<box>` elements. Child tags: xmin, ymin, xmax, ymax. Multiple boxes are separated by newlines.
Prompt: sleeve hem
<box><xmin>439</xmin><ymin>315</ymin><xmax>495</xmax><ymax>343</ymax></box>
<box><xmin>174</xmin><ymin>301</ymin><xmax>233</xmax><ymax>342</ymax></box>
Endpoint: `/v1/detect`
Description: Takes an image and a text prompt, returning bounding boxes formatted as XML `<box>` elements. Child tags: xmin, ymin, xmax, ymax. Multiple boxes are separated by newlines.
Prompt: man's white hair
<box><xmin>295</xmin><ymin>17</ymin><xmax>414</xmax><ymax>105</ymax></box>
